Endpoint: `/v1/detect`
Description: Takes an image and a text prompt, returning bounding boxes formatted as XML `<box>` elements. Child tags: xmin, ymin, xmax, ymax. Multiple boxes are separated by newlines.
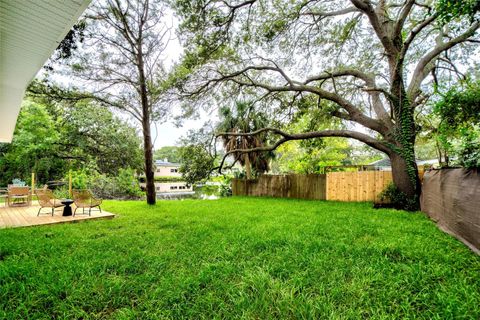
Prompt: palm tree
<box><xmin>217</xmin><ymin>102</ymin><xmax>272</xmax><ymax>179</ymax></box>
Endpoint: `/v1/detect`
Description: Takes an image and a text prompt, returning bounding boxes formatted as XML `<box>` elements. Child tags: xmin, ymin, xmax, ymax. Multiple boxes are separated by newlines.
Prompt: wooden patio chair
<box><xmin>0</xmin><ymin>188</ymin><xmax>8</xmax><ymax>207</ymax></box>
<box><xmin>72</xmin><ymin>189</ymin><xmax>102</xmax><ymax>216</ymax></box>
<box><xmin>35</xmin><ymin>189</ymin><xmax>64</xmax><ymax>216</ymax></box>
<box><xmin>8</xmin><ymin>186</ymin><xmax>31</xmax><ymax>207</ymax></box>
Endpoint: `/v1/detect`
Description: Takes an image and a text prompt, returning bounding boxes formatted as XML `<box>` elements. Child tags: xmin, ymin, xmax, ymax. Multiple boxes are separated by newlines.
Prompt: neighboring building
<box><xmin>368</xmin><ymin>158</ymin><xmax>393</xmax><ymax>171</ymax></box>
<box><xmin>154</xmin><ymin>182</ymin><xmax>193</xmax><ymax>193</ymax></box>
<box><xmin>368</xmin><ymin>158</ymin><xmax>439</xmax><ymax>171</ymax></box>
<box><xmin>140</xmin><ymin>180</ymin><xmax>193</xmax><ymax>194</ymax></box>
<box><xmin>141</xmin><ymin>159</ymin><xmax>193</xmax><ymax>194</ymax></box>
<box><xmin>154</xmin><ymin>159</ymin><xmax>181</xmax><ymax>178</ymax></box>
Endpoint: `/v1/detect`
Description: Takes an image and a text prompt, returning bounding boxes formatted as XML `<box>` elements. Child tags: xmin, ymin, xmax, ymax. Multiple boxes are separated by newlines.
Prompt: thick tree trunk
<box><xmin>387</xmin><ymin>63</ymin><xmax>421</xmax><ymax>209</ymax></box>
<box><xmin>389</xmin><ymin>152</ymin><xmax>420</xmax><ymax>201</ymax></box>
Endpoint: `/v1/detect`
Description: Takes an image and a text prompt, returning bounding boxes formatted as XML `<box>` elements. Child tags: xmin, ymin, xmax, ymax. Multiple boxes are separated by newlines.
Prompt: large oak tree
<box><xmin>173</xmin><ymin>0</ymin><xmax>480</xmax><ymax>208</ymax></box>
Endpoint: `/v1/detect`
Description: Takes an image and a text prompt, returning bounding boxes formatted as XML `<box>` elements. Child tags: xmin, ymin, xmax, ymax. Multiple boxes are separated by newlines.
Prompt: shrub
<box><xmin>86</xmin><ymin>174</ymin><xmax>113</xmax><ymax>199</ymax></box>
<box><xmin>53</xmin><ymin>186</ymin><xmax>70</xmax><ymax>200</ymax></box>
<box><xmin>70</xmin><ymin>169</ymin><xmax>89</xmax><ymax>189</ymax></box>
<box><xmin>218</xmin><ymin>175</ymin><xmax>232</xmax><ymax>197</ymax></box>
<box><xmin>69</xmin><ymin>168</ymin><xmax>143</xmax><ymax>200</ymax></box>
<box><xmin>455</xmin><ymin>127</ymin><xmax>480</xmax><ymax>168</ymax></box>
<box><xmin>379</xmin><ymin>183</ymin><xmax>418</xmax><ymax>211</ymax></box>
<box><xmin>115</xmin><ymin>168</ymin><xmax>144</xmax><ymax>199</ymax></box>
<box><xmin>219</xmin><ymin>183</ymin><xmax>232</xmax><ymax>197</ymax></box>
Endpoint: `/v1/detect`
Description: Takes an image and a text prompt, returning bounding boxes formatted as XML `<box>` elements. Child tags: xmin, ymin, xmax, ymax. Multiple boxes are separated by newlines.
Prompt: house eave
<box><xmin>0</xmin><ymin>0</ymin><xmax>91</xmax><ymax>143</ymax></box>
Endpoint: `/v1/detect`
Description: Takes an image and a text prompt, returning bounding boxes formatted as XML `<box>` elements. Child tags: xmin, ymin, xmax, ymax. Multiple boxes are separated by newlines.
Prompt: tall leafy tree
<box><xmin>178</xmin><ymin>144</ymin><xmax>216</xmax><ymax>184</ymax></box>
<box><xmin>54</xmin><ymin>0</ymin><xmax>173</xmax><ymax>204</ymax></box>
<box><xmin>154</xmin><ymin>146</ymin><xmax>181</xmax><ymax>162</ymax></box>
<box><xmin>0</xmin><ymin>101</ymin><xmax>63</xmax><ymax>184</ymax></box>
<box><xmin>173</xmin><ymin>0</ymin><xmax>480</xmax><ymax>209</ymax></box>
<box><xmin>0</xmin><ymin>98</ymin><xmax>143</xmax><ymax>185</ymax></box>
<box><xmin>217</xmin><ymin>102</ymin><xmax>273</xmax><ymax>178</ymax></box>
<box><xmin>177</xmin><ymin>126</ymin><xmax>218</xmax><ymax>184</ymax></box>
<box><xmin>434</xmin><ymin>80</ymin><xmax>480</xmax><ymax>167</ymax></box>
<box><xmin>54</xmin><ymin>101</ymin><xmax>144</xmax><ymax>175</ymax></box>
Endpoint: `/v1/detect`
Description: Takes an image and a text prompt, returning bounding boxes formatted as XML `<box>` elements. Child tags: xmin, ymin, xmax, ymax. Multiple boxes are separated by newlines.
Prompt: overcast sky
<box><xmin>152</xmin><ymin>116</ymin><xmax>211</xmax><ymax>148</ymax></box>
<box><xmin>149</xmin><ymin>12</ymin><xmax>211</xmax><ymax>149</ymax></box>
<box><xmin>46</xmin><ymin>7</ymin><xmax>212</xmax><ymax>150</ymax></box>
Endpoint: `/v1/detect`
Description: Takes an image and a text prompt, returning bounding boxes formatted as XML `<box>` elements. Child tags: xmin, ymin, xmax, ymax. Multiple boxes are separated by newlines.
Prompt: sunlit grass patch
<box><xmin>0</xmin><ymin>197</ymin><xmax>479</xmax><ymax>319</ymax></box>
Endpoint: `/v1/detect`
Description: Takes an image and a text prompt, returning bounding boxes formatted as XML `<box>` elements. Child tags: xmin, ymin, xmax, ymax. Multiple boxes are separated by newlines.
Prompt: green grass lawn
<box><xmin>1</xmin><ymin>197</ymin><xmax>479</xmax><ymax>319</ymax></box>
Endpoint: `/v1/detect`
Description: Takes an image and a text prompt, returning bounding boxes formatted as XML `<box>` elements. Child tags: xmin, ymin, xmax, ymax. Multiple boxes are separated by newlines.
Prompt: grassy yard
<box><xmin>0</xmin><ymin>197</ymin><xmax>479</xmax><ymax>319</ymax></box>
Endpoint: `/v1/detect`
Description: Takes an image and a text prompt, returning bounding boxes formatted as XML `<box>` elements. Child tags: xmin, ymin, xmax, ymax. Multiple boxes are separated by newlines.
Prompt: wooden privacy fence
<box><xmin>326</xmin><ymin>171</ymin><xmax>392</xmax><ymax>202</ymax></box>
<box><xmin>232</xmin><ymin>171</ymin><xmax>394</xmax><ymax>202</ymax></box>
<box><xmin>232</xmin><ymin>174</ymin><xmax>327</xmax><ymax>200</ymax></box>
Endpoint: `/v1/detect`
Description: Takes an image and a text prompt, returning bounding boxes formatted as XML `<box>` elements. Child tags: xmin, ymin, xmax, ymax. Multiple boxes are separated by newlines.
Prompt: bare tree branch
<box><xmin>301</xmin><ymin>6</ymin><xmax>360</xmax><ymax>17</ymax></box>
<box><xmin>408</xmin><ymin>21</ymin><xmax>480</xmax><ymax>100</ymax></box>
<box><xmin>215</xmin><ymin>126</ymin><xmax>391</xmax><ymax>172</ymax></box>
<box><xmin>394</xmin><ymin>0</ymin><xmax>416</xmax><ymax>37</ymax></box>
<box><xmin>350</xmin><ymin>0</ymin><xmax>397</xmax><ymax>56</ymax></box>
<box><xmin>191</xmin><ymin>65</ymin><xmax>389</xmax><ymax>134</ymax></box>
<box><xmin>400</xmin><ymin>13</ymin><xmax>438</xmax><ymax>60</ymax></box>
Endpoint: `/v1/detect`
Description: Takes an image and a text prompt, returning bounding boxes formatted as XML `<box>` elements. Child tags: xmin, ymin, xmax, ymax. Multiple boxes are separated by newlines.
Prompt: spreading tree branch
<box><xmin>394</xmin><ymin>0</ymin><xmax>416</xmax><ymax>37</ymax></box>
<box><xmin>400</xmin><ymin>13</ymin><xmax>438</xmax><ymax>60</ymax></box>
<box><xmin>408</xmin><ymin>21</ymin><xmax>480</xmax><ymax>100</ymax></box>
<box><xmin>301</xmin><ymin>6</ymin><xmax>360</xmax><ymax>17</ymax></box>
<box><xmin>350</xmin><ymin>0</ymin><xmax>397</xmax><ymax>56</ymax></box>
<box><xmin>191</xmin><ymin>65</ymin><xmax>390</xmax><ymax>134</ymax></box>
<box><xmin>214</xmin><ymin>127</ymin><xmax>392</xmax><ymax>172</ymax></box>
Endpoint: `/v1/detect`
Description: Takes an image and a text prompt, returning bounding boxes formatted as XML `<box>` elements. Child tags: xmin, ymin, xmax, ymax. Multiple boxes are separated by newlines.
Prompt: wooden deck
<box><xmin>0</xmin><ymin>202</ymin><xmax>115</xmax><ymax>229</ymax></box>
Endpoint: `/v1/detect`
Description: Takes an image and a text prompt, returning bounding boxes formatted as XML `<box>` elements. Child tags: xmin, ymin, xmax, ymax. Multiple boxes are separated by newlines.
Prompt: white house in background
<box><xmin>0</xmin><ymin>0</ymin><xmax>91</xmax><ymax>142</ymax></box>
<box><xmin>154</xmin><ymin>159</ymin><xmax>181</xmax><ymax>177</ymax></box>
<box><xmin>146</xmin><ymin>159</ymin><xmax>193</xmax><ymax>194</ymax></box>
<box><xmin>154</xmin><ymin>182</ymin><xmax>192</xmax><ymax>193</ymax></box>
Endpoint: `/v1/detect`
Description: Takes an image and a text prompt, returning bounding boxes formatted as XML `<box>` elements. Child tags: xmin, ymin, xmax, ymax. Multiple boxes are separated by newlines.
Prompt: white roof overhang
<box><xmin>0</xmin><ymin>0</ymin><xmax>91</xmax><ymax>142</ymax></box>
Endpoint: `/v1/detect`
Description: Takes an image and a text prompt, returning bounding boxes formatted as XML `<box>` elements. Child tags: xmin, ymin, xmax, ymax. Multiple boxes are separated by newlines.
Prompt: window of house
<box><xmin>170</xmin><ymin>168</ymin><xmax>178</xmax><ymax>173</ymax></box>
<box><xmin>170</xmin><ymin>186</ymin><xmax>178</xmax><ymax>190</ymax></box>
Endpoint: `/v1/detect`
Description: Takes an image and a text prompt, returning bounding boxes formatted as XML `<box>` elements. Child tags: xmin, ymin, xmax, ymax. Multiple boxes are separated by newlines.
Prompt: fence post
<box><xmin>69</xmin><ymin>171</ymin><xmax>72</xmax><ymax>198</ymax></box>
<box><xmin>31</xmin><ymin>172</ymin><xmax>35</xmax><ymax>196</ymax></box>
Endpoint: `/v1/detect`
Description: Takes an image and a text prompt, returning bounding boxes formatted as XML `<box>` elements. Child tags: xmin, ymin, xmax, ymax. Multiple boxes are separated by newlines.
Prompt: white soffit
<box><xmin>0</xmin><ymin>0</ymin><xmax>91</xmax><ymax>143</ymax></box>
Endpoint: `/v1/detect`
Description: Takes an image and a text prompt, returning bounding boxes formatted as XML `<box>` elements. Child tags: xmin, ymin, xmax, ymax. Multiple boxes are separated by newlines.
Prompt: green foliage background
<box><xmin>434</xmin><ymin>81</ymin><xmax>480</xmax><ymax>168</ymax></box>
<box><xmin>0</xmin><ymin>98</ymin><xmax>143</xmax><ymax>186</ymax></box>
<box><xmin>154</xmin><ymin>146</ymin><xmax>181</xmax><ymax>163</ymax></box>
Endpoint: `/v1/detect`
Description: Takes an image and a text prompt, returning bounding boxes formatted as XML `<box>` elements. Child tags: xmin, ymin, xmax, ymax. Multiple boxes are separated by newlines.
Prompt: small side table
<box><xmin>61</xmin><ymin>199</ymin><xmax>74</xmax><ymax>216</ymax></box>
